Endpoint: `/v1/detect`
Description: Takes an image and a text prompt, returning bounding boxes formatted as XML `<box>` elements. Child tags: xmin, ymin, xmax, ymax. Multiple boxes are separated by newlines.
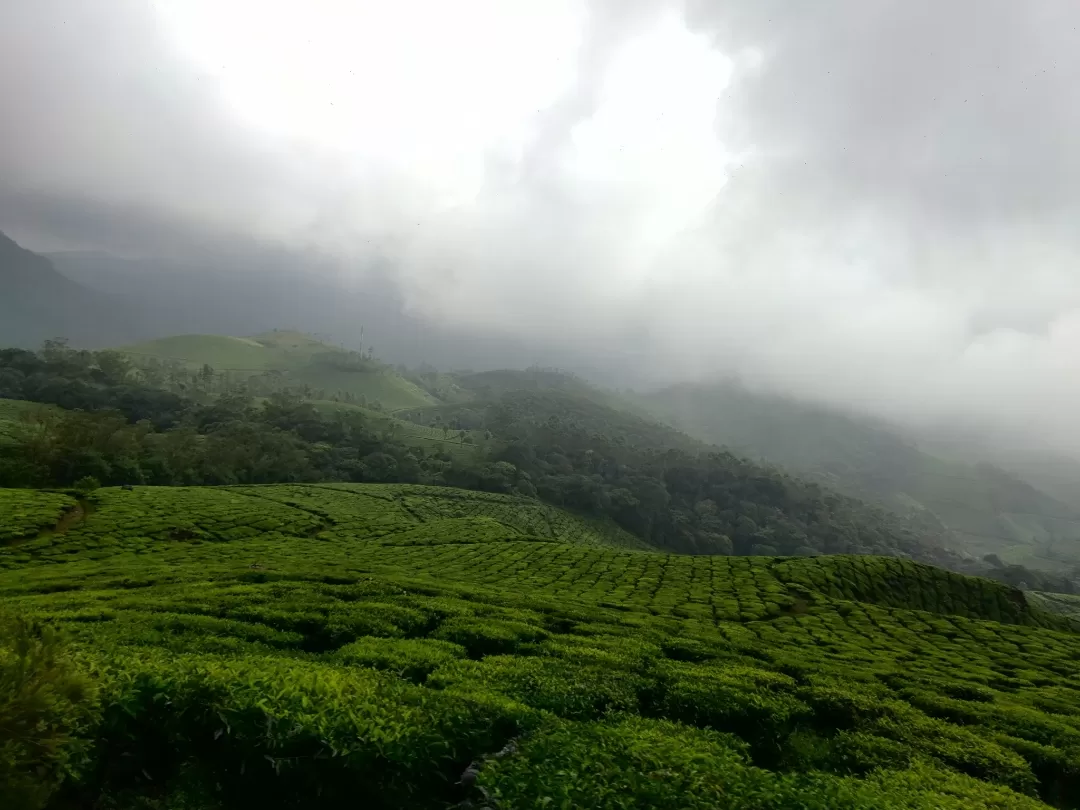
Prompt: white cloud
<box><xmin>6</xmin><ymin>0</ymin><xmax>1080</xmax><ymax>456</ymax></box>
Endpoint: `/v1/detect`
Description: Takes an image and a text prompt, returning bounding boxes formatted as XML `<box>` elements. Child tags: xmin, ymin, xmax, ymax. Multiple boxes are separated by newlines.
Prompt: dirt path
<box><xmin>25</xmin><ymin>496</ymin><xmax>92</xmax><ymax>545</ymax></box>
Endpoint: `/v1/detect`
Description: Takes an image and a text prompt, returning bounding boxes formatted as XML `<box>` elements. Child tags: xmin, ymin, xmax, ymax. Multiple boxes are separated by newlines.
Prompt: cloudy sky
<box><xmin>4</xmin><ymin>1</ymin><xmax>1080</xmax><ymax>452</ymax></box>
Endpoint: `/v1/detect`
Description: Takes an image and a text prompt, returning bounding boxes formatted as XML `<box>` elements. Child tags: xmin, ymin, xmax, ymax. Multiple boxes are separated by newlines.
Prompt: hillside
<box><xmin>4</xmin><ymin>483</ymin><xmax>1080</xmax><ymax>808</ymax></box>
<box><xmin>310</xmin><ymin>400</ymin><xmax>490</xmax><ymax>460</ymax></box>
<box><xmin>9</xmin><ymin>342</ymin><xmax>1078</xmax><ymax>592</ymax></box>
<box><xmin>0</xmin><ymin>397</ymin><xmax>45</xmax><ymax>445</ymax></box>
<box><xmin>641</xmin><ymin>381</ymin><xmax>1080</xmax><ymax>572</ymax></box>
<box><xmin>0</xmin><ymin>231</ymin><xmax>139</xmax><ymax>348</ymax></box>
<box><xmin>0</xmin><ymin>346</ymin><xmax>972</xmax><ymax>565</ymax></box>
<box><xmin>117</xmin><ymin>330</ymin><xmax>436</xmax><ymax>410</ymax></box>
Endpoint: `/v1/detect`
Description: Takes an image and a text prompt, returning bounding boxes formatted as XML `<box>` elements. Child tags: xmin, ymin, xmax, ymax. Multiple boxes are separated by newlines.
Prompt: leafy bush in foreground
<box><xmin>477</xmin><ymin>717</ymin><xmax>1048</xmax><ymax>809</ymax></box>
<box><xmin>0</xmin><ymin>616</ymin><xmax>98</xmax><ymax>810</ymax></box>
<box><xmin>87</xmin><ymin>652</ymin><xmax>533</xmax><ymax>810</ymax></box>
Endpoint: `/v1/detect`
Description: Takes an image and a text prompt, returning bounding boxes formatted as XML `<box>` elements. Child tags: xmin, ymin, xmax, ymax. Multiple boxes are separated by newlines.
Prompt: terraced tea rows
<box><xmin>231</xmin><ymin>483</ymin><xmax>645</xmax><ymax>548</ymax></box>
<box><xmin>0</xmin><ymin>483</ymin><xmax>643</xmax><ymax>570</ymax></box>
<box><xmin>3</xmin><ymin>483</ymin><xmax>1080</xmax><ymax>809</ymax></box>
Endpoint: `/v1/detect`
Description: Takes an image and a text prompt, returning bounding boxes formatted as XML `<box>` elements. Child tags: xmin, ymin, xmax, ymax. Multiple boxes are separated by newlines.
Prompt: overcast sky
<box><xmin>4</xmin><ymin>1</ymin><xmax>1080</xmax><ymax>453</ymax></box>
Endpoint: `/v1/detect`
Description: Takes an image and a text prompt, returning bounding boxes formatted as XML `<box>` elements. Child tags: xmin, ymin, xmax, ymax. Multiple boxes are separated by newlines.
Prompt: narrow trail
<box><xmin>27</xmin><ymin>496</ymin><xmax>92</xmax><ymax>544</ymax></box>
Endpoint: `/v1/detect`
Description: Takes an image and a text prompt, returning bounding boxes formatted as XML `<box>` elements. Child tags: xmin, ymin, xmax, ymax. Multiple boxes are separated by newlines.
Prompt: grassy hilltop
<box><xmin>117</xmin><ymin>330</ymin><xmax>436</xmax><ymax>411</ymax></box>
<box><xmin>5</xmin><ymin>483</ymin><xmax>1080</xmax><ymax>809</ymax></box>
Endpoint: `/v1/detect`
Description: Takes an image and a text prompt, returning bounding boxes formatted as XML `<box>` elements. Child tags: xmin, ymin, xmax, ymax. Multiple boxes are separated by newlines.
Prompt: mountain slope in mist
<box><xmin>0</xmin><ymin>232</ymin><xmax>139</xmax><ymax>348</ymax></box>
<box><xmin>116</xmin><ymin>330</ymin><xmax>436</xmax><ymax>411</ymax></box>
<box><xmin>49</xmin><ymin>251</ymin><xmax>630</xmax><ymax>381</ymax></box>
<box><xmin>639</xmin><ymin>381</ymin><xmax>1080</xmax><ymax>571</ymax></box>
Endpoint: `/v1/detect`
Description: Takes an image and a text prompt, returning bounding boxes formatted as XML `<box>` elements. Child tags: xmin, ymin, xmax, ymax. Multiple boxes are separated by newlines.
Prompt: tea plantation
<box><xmin>4</xmin><ymin>485</ymin><xmax>1080</xmax><ymax>809</ymax></box>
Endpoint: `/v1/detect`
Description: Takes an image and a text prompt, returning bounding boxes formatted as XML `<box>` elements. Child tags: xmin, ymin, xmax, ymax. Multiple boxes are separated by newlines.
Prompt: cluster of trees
<box><xmin>479</xmin><ymin>391</ymin><xmax>954</xmax><ymax>562</ymax></box>
<box><xmin>0</xmin><ymin>347</ymin><xmax>435</xmax><ymax>489</ymax></box>
<box><xmin>122</xmin><ymin>355</ymin><xmax>328</xmax><ymax>401</ymax></box>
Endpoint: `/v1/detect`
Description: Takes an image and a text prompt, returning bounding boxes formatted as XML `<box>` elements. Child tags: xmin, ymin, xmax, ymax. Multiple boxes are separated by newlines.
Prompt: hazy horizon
<box><xmin>5</xmin><ymin>1</ymin><xmax>1080</xmax><ymax>456</ymax></box>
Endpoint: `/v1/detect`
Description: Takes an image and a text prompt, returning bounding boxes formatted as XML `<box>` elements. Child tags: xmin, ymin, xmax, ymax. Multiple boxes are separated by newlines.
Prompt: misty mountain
<box><xmin>46</xmin><ymin>250</ymin><xmax>642</xmax><ymax>386</ymax></box>
<box><xmin>638</xmin><ymin>380</ymin><xmax>1080</xmax><ymax>570</ymax></box>
<box><xmin>0</xmin><ymin>232</ymin><xmax>141</xmax><ymax>348</ymax></box>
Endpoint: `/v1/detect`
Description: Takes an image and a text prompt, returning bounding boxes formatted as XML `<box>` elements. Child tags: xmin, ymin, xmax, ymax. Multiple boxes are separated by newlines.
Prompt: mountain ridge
<box><xmin>0</xmin><ymin>230</ymin><xmax>141</xmax><ymax>348</ymax></box>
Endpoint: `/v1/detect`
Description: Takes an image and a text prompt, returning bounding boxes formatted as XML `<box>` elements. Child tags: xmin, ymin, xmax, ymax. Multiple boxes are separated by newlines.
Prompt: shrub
<box><xmin>89</xmin><ymin>652</ymin><xmax>537</xmax><ymax>810</ymax></box>
<box><xmin>0</xmin><ymin>616</ymin><xmax>98</xmax><ymax>810</ymax></box>
<box><xmin>650</xmin><ymin>661</ymin><xmax>810</xmax><ymax>753</ymax></box>
<box><xmin>74</xmin><ymin>476</ymin><xmax>101</xmax><ymax>493</ymax></box>
<box><xmin>432</xmin><ymin>617</ymin><xmax>548</xmax><ymax>657</ymax></box>
<box><xmin>476</xmin><ymin>717</ymin><xmax>1050</xmax><ymax>809</ymax></box>
<box><xmin>428</xmin><ymin>655</ymin><xmax>645</xmax><ymax>719</ymax></box>
<box><xmin>334</xmin><ymin>637</ymin><xmax>466</xmax><ymax>682</ymax></box>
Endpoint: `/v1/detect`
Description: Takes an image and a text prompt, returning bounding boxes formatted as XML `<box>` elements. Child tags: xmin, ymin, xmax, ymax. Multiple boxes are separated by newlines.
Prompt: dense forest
<box><xmin>1</xmin><ymin>342</ymin><xmax>1074</xmax><ymax>594</ymax></box>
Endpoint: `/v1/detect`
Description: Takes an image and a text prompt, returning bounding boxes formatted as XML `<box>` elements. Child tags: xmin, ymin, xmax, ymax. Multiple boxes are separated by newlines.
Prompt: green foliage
<box><xmin>433</xmin><ymin>616</ymin><xmax>549</xmax><ymax>657</ymax></box>
<box><xmin>335</xmin><ymin>637</ymin><xmax>466</xmax><ymax>681</ymax></box>
<box><xmin>0</xmin><ymin>616</ymin><xmax>98</xmax><ymax>810</ymax></box>
<box><xmin>118</xmin><ymin>330</ymin><xmax>436</xmax><ymax>410</ymax></box>
<box><xmin>74</xmin><ymin>475</ymin><xmax>101</xmax><ymax>493</ymax></box>
<box><xmin>0</xmin><ymin>488</ymin><xmax>77</xmax><ymax>544</ymax></box>
<box><xmin>429</xmin><ymin>655</ymin><xmax>645</xmax><ymax>719</ymax></box>
<box><xmin>477</xmin><ymin>717</ymin><xmax>1049</xmax><ymax>809</ymax></box>
<box><xmin>651</xmin><ymin>661</ymin><xmax>810</xmax><ymax>750</ymax></box>
<box><xmin>88</xmin><ymin>651</ymin><xmax>534</xmax><ymax>809</ymax></box>
<box><xmin>1</xmin><ymin>484</ymin><xmax>1080</xmax><ymax>808</ymax></box>
<box><xmin>638</xmin><ymin>381</ymin><xmax>1080</xmax><ymax>582</ymax></box>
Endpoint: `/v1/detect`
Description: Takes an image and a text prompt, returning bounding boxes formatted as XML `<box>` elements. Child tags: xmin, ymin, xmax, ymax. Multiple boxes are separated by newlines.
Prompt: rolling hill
<box><xmin>4</xmin><ymin>483</ymin><xmax>1080</xmax><ymax>808</ymax></box>
<box><xmin>639</xmin><ymin>381</ymin><xmax>1080</xmax><ymax>571</ymax></box>
<box><xmin>116</xmin><ymin>330</ymin><xmax>437</xmax><ymax>411</ymax></box>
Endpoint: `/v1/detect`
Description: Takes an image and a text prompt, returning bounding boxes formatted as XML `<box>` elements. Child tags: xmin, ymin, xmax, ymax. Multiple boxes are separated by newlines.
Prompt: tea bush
<box><xmin>2</xmin><ymin>483</ymin><xmax>1080</xmax><ymax>808</ymax></box>
<box><xmin>0</xmin><ymin>489</ymin><xmax>77</xmax><ymax>544</ymax></box>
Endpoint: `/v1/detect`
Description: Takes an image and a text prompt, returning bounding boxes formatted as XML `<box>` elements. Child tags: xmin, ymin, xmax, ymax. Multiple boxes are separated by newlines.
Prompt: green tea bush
<box><xmin>429</xmin><ymin>655</ymin><xmax>645</xmax><ymax>719</ymax></box>
<box><xmin>476</xmin><ymin>717</ymin><xmax>1050</xmax><ymax>809</ymax></box>
<box><xmin>90</xmin><ymin>652</ymin><xmax>536</xmax><ymax>810</ymax></box>
<box><xmin>433</xmin><ymin>617</ymin><xmax>549</xmax><ymax>657</ymax></box>
<box><xmin>0</xmin><ymin>489</ymin><xmax>77</xmax><ymax>544</ymax></box>
<box><xmin>334</xmin><ymin>637</ymin><xmax>466</xmax><ymax>681</ymax></box>
<box><xmin>650</xmin><ymin>661</ymin><xmax>810</xmax><ymax>755</ymax></box>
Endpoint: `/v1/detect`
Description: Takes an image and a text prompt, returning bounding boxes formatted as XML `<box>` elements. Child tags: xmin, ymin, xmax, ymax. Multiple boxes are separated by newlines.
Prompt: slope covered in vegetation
<box><xmin>0</xmin><ymin>231</ymin><xmax>141</xmax><ymax>349</ymax></box>
<box><xmin>117</xmin><ymin>330</ymin><xmax>436</xmax><ymax>410</ymax></box>
<box><xmin>0</xmin><ymin>344</ymin><xmax>965</xmax><ymax>571</ymax></box>
<box><xmin>640</xmin><ymin>381</ymin><xmax>1080</xmax><ymax>573</ymax></box>
<box><xmin>3</xmin><ymin>484</ymin><xmax>1080</xmax><ymax>809</ymax></box>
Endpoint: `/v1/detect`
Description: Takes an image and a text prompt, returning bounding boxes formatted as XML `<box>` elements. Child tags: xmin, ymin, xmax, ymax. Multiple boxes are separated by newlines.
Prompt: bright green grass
<box><xmin>117</xmin><ymin>333</ymin><xmax>286</xmax><ymax>370</ymax></box>
<box><xmin>291</xmin><ymin>367</ymin><xmax>435</xmax><ymax>411</ymax></box>
<box><xmin>3</xmin><ymin>484</ymin><xmax>1080</xmax><ymax>808</ymax></box>
<box><xmin>117</xmin><ymin>331</ymin><xmax>437</xmax><ymax>410</ymax></box>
